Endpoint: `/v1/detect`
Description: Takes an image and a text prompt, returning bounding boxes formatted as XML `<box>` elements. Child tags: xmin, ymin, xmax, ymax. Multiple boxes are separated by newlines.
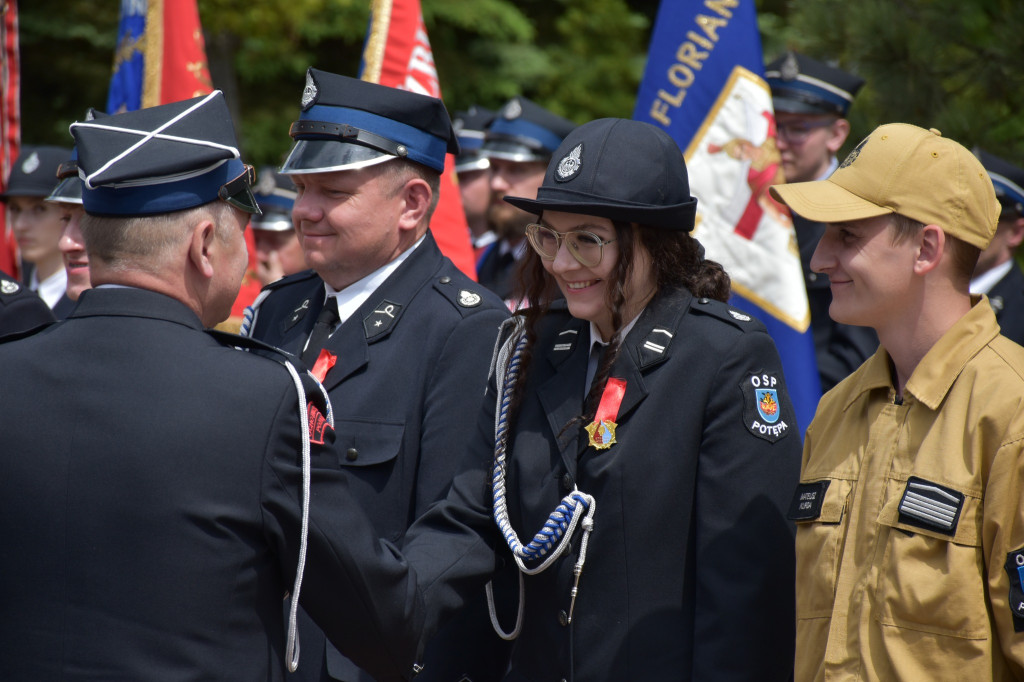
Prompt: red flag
<box><xmin>0</xmin><ymin>0</ymin><xmax>20</xmax><ymax>277</ymax></box>
<box><xmin>361</xmin><ymin>0</ymin><xmax>477</xmax><ymax>280</ymax></box>
<box><xmin>109</xmin><ymin>0</ymin><xmax>260</xmax><ymax>328</ymax></box>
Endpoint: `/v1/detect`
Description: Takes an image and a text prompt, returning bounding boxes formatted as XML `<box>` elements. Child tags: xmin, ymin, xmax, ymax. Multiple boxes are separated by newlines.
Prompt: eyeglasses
<box><xmin>525</xmin><ymin>223</ymin><xmax>616</xmax><ymax>267</ymax></box>
<box><xmin>775</xmin><ymin>118</ymin><xmax>835</xmax><ymax>145</ymax></box>
<box><xmin>218</xmin><ymin>164</ymin><xmax>259</xmax><ymax>213</ymax></box>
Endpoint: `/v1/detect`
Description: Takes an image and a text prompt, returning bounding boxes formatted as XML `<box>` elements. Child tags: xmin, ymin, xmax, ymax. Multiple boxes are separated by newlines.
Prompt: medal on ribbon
<box><xmin>585</xmin><ymin>378</ymin><xmax>626</xmax><ymax>450</ymax></box>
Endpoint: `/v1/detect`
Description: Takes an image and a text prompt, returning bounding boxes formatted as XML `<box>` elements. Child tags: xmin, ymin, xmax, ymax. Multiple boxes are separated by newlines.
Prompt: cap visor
<box><xmin>504</xmin><ymin>194</ymin><xmax>697</xmax><ymax>231</ymax></box>
<box><xmin>280</xmin><ymin>139</ymin><xmax>393</xmax><ymax>174</ymax></box>
<box><xmin>770</xmin><ymin>180</ymin><xmax>891</xmax><ymax>224</ymax></box>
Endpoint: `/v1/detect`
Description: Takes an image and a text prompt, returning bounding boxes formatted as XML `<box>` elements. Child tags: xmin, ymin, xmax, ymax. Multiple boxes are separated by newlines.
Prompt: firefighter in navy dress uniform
<box><xmin>242</xmin><ymin>69</ymin><xmax>510</xmax><ymax>682</ymax></box>
<box><xmin>971</xmin><ymin>149</ymin><xmax>1024</xmax><ymax>346</ymax></box>
<box><xmin>0</xmin><ymin>92</ymin><xmax>425</xmax><ymax>681</ymax></box>
<box><xmin>402</xmin><ymin>118</ymin><xmax>802</xmax><ymax>681</ymax></box>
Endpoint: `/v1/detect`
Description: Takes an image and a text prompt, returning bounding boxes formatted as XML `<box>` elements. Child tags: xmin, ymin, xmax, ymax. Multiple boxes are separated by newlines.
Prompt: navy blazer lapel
<box><xmin>318</xmin><ymin>233</ymin><xmax>443</xmax><ymax>390</ymax></box>
<box><xmin>536</xmin><ymin>319</ymin><xmax>588</xmax><ymax>472</ymax></box>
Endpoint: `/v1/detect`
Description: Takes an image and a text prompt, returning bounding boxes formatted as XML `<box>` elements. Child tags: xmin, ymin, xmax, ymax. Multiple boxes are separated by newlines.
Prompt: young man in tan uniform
<box><xmin>771</xmin><ymin>123</ymin><xmax>1024</xmax><ymax>680</ymax></box>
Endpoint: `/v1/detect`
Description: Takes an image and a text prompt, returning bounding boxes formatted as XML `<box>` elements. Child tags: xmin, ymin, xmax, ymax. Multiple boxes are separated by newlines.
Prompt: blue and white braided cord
<box><xmin>490</xmin><ymin>327</ymin><xmax>596</xmax><ymax>574</ymax></box>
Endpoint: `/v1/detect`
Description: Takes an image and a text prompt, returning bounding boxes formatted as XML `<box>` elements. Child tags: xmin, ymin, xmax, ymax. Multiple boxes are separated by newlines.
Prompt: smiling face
<box><xmin>537</xmin><ymin>211</ymin><xmax>656</xmax><ymax>340</ymax></box>
<box><xmin>810</xmin><ymin>214</ymin><xmax>918</xmax><ymax>332</ymax></box>
<box><xmin>290</xmin><ymin>164</ymin><xmax>409</xmax><ymax>290</ymax></box>
<box><xmin>57</xmin><ymin>203</ymin><xmax>90</xmax><ymax>300</ymax></box>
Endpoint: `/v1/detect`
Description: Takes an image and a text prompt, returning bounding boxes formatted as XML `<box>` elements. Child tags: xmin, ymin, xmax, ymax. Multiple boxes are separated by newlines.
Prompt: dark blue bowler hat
<box><xmin>765</xmin><ymin>52</ymin><xmax>864</xmax><ymax>117</ymax></box>
<box><xmin>504</xmin><ymin>118</ymin><xmax>698</xmax><ymax>231</ymax></box>
<box><xmin>0</xmin><ymin>145</ymin><xmax>70</xmax><ymax>200</ymax></box>
<box><xmin>977</xmin><ymin>149</ymin><xmax>1024</xmax><ymax>219</ymax></box>
<box><xmin>482</xmin><ymin>97</ymin><xmax>576</xmax><ymax>163</ymax></box>
<box><xmin>281</xmin><ymin>68</ymin><xmax>458</xmax><ymax>175</ymax></box>
<box><xmin>70</xmin><ymin>91</ymin><xmax>259</xmax><ymax>216</ymax></box>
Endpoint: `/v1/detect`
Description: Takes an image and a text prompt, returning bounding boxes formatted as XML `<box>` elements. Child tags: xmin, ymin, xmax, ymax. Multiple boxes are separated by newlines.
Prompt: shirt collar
<box><xmin>969</xmin><ymin>259</ymin><xmax>1014</xmax><ymax>295</ymax></box>
<box><xmin>840</xmin><ymin>296</ymin><xmax>1001</xmax><ymax>411</ymax></box>
<box><xmin>588</xmin><ymin>312</ymin><xmax>643</xmax><ymax>352</ymax></box>
<box><xmin>31</xmin><ymin>268</ymin><xmax>68</xmax><ymax>309</ymax></box>
<box><xmin>325</xmin><ymin>234</ymin><xmax>425</xmax><ymax>324</ymax></box>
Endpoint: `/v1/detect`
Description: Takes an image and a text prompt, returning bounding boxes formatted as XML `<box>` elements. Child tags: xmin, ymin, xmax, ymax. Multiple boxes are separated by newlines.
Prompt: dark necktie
<box><xmin>301</xmin><ymin>297</ymin><xmax>340</xmax><ymax>367</ymax></box>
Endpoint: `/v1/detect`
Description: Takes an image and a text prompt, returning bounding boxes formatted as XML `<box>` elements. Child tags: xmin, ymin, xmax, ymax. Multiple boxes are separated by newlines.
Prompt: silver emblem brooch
<box><xmin>458</xmin><ymin>290</ymin><xmax>481</xmax><ymax>307</ymax></box>
<box><xmin>729</xmin><ymin>310</ymin><xmax>751</xmax><ymax>321</ymax></box>
<box><xmin>21</xmin><ymin>151</ymin><xmax>40</xmax><ymax>174</ymax></box>
<box><xmin>1</xmin><ymin>280</ymin><xmax>19</xmax><ymax>294</ymax></box>
<box><xmin>556</xmin><ymin>143</ymin><xmax>583</xmax><ymax>182</ymax></box>
<box><xmin>301</xmin><ymin>72</ymin><xmax>318</xmax><ymax>110</ymax></box>
<box><xmin>503</xmin><ymin>99</ymin><xmax>522</xmax><ymax>120</ymax></box>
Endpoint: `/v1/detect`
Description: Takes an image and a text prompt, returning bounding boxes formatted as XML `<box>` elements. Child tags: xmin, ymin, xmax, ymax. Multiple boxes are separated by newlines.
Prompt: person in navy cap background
<box><xmin>2</xmin><ymin>144</ymin><xmax>71</xmax><ymax>310</ymax></box>
<box><xmin>0</xmin><ymin>267</ymin><xmax>53</xmax><ymax>338</ymax></box>
<box><xmin>47</xmin><ymin>152</ymin><xmax>89</xmax><ymax>318</ymax></box>
<box><xmin>242</xmin><ymin>68</ymin><xmax>510</xmax><ymax>682</ymax></box>
<box><xmin>766</xmin><ymin>51</ymin><xmax>878</xmax><ymax>391</ymax></box>
<box><xmin>971</xmin><ymin>149</ymin><xmax>1024</xmax><ymax>345</ymax></box>
<box><xmin>402</xmin><ymin>117</ymin><xmax>801</xmax><ymax>682</ymax></box>
<box><xmin>453</xmin><ymin>106</ymin><xmax>496</xmax><ymax>254</ymax></box>
<box><xmin>475</xmin><ymin>97</ymin><xmax>575</xmax><ymax>306</ymax></box>
<box><xmin>250</xmin><ymin>165</ymin><xmax>307</xmax><ymax>286</ymax></box>
<box><xmin>0</xmin><ymin>91</ymin><xmax>425</xmax><ymax>681</ymax></box>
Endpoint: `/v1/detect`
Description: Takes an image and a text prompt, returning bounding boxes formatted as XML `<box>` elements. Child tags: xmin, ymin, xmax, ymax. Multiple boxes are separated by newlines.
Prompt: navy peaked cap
<box><xmin>47</xmin><ymin>109</ymin><xmax>107</xmax><ymax>206</ymax></box>
<box><xmin>504</xmin><ymin>118</ymin><xmax>698</xmax><ymax>231</ymax></box>
<box><xmin>977</xmin><ymin>149</ymin><xmax>1024</xmax><ymax>218</ymax></box>
<box><xmin>70</xmin><ymin>91</ymin><xmax>259</xmax><ymax>216</ymax></box>
<box><xmin>282</xmin><ymin>68</ymin><xmax>458</xmax><ymax>174</ymax></box>
<box><xmin>483</xmin><ymin>97</ymin><xmax>576</xmax><ymax>163</ymax></box>
<box><xmin>765</xmin><ymin>52</ymin><xmax>864</xmax><ymax>117</ymax></box>
<box><xmin>453</xmin><ymin>105</ymin><xmax>495</xmax><ymax>173</ymax></box>
<box><xmin>251</xmin><ymin>167</ymin><xmax>297</xmax><ymax>232</ymax></box>
<box><xmin>1</xmin><ymin>145</ymin><xmax>69</xmax><ymax>200</ymax></box>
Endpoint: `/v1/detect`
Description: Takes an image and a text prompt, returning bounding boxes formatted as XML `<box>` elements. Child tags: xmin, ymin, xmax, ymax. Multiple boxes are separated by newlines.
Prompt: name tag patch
<box><xmin>1004</xmin><ymin>547</ymin><xmax>1024</xmax><ymax>632</ymax></box>
<box><xmin>897</xmin><ymin>477</ymin><xmax>963</xmax><ymax>535</ymax></box>
<box><xmin>787</xmin><ymin>480</ymin><xmax>830</xmax><ymax>521</ymax></box>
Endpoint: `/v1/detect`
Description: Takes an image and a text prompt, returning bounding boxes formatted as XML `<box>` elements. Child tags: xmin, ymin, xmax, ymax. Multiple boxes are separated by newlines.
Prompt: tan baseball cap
<box><xmin>770</xmin><ymin>123</ymin><xmax>1000</xmax><ymax>249</ymax></box>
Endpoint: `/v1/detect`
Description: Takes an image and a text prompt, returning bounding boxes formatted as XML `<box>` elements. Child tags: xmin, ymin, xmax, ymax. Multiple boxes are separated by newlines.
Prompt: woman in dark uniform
<box><xmin>405</xmin><ymin>118</ymin><xmax>801</xmax><ymax>681</ymax></box>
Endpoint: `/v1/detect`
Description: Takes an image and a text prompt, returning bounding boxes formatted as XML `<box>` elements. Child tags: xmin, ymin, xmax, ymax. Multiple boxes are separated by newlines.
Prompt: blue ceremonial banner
<box><xmin>633</xmin><ymin>0</ymin><xmax>821</xmax><ymax>434</ymax></box>
<box><xmin>107</xmin><ymin>0</ymin><xmax>146</xmax><ymax>114</ymax></box>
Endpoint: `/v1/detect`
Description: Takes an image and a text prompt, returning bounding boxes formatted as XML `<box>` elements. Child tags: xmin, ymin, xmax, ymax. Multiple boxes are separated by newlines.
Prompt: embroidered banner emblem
<box><xmin>741</xmin><ymin>372</ymin><xmax>789</xmax><ymax>442</ymax></box>
<box><xmin>1004</xmin><ymin>547</ymin><xmax>1024</xmax><ymax>631</ymax></box>
<box><xmin>586</xmin><ymin>377</ymin><xmax>626</xmax><ymax>450</ymax></box>
<box><xmin>897</xmin><ymin>477</ymin><xmax>964</xmax><ymax>535</ymax></box>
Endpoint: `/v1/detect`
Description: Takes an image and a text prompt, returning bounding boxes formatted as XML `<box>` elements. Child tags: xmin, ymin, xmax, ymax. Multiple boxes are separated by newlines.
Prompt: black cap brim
<box><xmin>504</xmin><ymin>191</ymin><xmax>697</xmax><ymax>231</ymax></box>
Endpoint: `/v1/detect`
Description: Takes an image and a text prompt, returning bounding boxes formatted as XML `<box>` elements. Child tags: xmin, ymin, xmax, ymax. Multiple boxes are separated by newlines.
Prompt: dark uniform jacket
<box><xmin>795</xmin><ymin>215</ymin><xmax>879</xmax><ymax>390</ymax></box>
<box><xmin>0</xmin><ymin>268</ymin><xmax>53</xmax><ymax>338</ymax></box>
<box><xmin>0</xmin><ymin>287</ymin><xmax>423</xmax><ymax>682</ymax></box>
<box><xmin>475</xmin><ymin>240</ymin><xmax>518</xmax><ymax>303</ymax></box>
<box><xmin>986</xmin><ymin>262</ymin><xmax>1024</xmax><ymax>346</ymax></box>
<box><xmin>405</xmin><ymin>286</ymin><xmax>802</xmax><ymax>681</ymax></box>
<box><xmin>247</xmin><ymin>233</ymin><xmax>510</xmax><ymax>682</ymax></box>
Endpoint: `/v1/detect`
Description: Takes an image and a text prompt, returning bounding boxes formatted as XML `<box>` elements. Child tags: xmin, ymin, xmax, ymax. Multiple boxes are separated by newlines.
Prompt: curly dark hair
<box><xmin>506</xmin><ymin>218</ymin><xmax>730</xmax><ymax>426</ymax></box>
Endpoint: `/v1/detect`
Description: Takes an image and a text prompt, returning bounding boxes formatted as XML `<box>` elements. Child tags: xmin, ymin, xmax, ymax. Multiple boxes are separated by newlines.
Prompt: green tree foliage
<box><xmin>774</xmin><ymin>0</ymin><xmax>1024</xmax><ymax>163</ymax></box>
<box><xmin>15</xmin><ymin>0</ymin><xmax>1024</xmax><ymax>170</ymax></box>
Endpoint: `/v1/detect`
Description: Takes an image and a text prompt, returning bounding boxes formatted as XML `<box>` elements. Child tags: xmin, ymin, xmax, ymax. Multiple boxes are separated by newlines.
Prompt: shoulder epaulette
<box><xmin>206</xmin><ymin>329</ymin><xmax>301</xmax><ymax>366</ymax></box>
<box><xmin>260</xmin><ymin>268</ymin><xmax>319</xmax><ymax>293</ymax></box>
<box><xmin>689</xmin><ymin>297</ymin><xmax>767</xmax><ymax>333</ymax></box>
<box><xmin>431</xmin><ymin>272</ymin><xmax>504</xmax><ymax>317</ymax></box>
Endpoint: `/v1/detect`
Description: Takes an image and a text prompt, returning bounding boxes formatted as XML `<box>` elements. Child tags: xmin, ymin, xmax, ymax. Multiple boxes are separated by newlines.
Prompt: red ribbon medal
<box><xmin>585</xmin><ymin>378</ymin><xmax>626</xmax><ymax>450</ymax></box>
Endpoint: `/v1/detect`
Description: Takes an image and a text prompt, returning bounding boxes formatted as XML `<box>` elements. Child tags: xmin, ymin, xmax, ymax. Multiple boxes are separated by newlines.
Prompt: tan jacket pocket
<box><xmin>874</xmin><ymin>476</ymin><xmax>988</xmax><ymax>639</ymax></box>
<box><xmin>791</xmin><ymin>478</ymin><xmax>853</xmax><ymax>619</ymax></box>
